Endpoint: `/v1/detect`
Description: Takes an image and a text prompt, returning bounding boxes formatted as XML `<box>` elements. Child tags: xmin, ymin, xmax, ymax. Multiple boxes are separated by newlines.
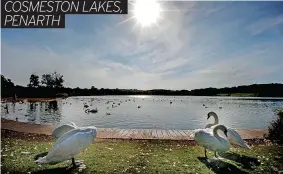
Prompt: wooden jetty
<box><xmin>1</xmin><ymin>119</ymin><xmax>267</xmax><ymax>140</ymax></box>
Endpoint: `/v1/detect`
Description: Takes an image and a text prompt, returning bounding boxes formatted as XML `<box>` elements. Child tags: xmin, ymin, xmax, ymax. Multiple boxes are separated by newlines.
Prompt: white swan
<box><xmin>205</xmin><ymin>111</ymin><xmax>250</xmax><ymax>149</ymax></box>
<box><xmin>194</xmin><ymin>124</ymin><xmax>230</xmax><ymax>158</ymax></box>
<box><xmin>35</xmin><ymin>126</ymin><xmax>97</xmax><ymax>167</ymax></box>
<box><xmin>52</xmin><ymin>122</ymin><xmax>78</xmax><ymax>139</ymax></box>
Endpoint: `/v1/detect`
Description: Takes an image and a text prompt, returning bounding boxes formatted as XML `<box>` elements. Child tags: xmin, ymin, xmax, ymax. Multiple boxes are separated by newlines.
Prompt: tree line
<box><xmin>27</xmin><ymin>72</ymin><xmax>64</xmax><ymax>88</ymax></box>
<box><xmin>1</xmin><ymin>72</ymin><xmax>283</xmax><ymax>98</ymax></box>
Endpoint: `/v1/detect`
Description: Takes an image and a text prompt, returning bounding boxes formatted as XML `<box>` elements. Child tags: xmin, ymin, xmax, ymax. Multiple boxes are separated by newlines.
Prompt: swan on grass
<box><xmin>194</xmin><ymin>124</ymin><xmax>230</xmax><ymax>158</ymax></box>
<box><xmin>35</xmin><ymin>126</ymin><xmax>97</xmax><ymax>168</ymax></box>
<box><xmin>205</xmin><ymin>111</ymin><xmax>250</xmax><ymax>149</ymax></box>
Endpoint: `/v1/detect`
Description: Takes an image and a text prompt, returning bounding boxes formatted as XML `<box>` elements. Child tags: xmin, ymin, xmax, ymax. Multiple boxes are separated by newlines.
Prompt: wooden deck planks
<box><xmin>161</xmin><ymin>130</ymin><xmax>172</xmax><ymax>139</ymax></box>
<box><xmin>156</xmin><ymin>130</ymin><xmax>164</xmax><ymax>139</ymax></box>
<box><xmin>151</xmin><ymin>129</ymin><xmax>158</xmax><ymax>138</ymax></box>
<box><xmin>94</xmin><ymin>129</ymin><xmax>267</xmax><ymax>140</ymax></box>
<box><xmin>1</xmin><ymin>119</ymin><xmax>267</xmax><ymax>141</ymax></box>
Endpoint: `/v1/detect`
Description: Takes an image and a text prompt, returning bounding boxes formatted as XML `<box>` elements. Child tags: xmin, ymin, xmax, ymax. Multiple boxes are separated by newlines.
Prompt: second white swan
<box><xmin>205</xmin><ymin>111</ymin><xmax>251</xmax><ymax>149</ymax></box>
<box><xmin>194</xmin><ymin>124</ymin><xmax>230</xmax><ymax>158</ymax></box>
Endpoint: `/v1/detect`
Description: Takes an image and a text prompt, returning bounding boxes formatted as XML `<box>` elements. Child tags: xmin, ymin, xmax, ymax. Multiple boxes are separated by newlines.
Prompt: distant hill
<box><xmin>189</xmin><ymin>83</ymin><xmax>283</xmax><ymax>97</ymax></box>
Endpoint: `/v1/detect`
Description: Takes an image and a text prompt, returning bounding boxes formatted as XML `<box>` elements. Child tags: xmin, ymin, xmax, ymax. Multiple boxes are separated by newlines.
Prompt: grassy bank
<box><xmin>1</xmin><ymin>134</ymin><xmax>283</xmax><ymax>174</ymax></box>
<box><xmin>230</xmin><ymin>93</ymin><xmax>258</xmax><ymax>97</ymax></box>
<box><xmin>217</xmin><ymin>93</ymin><xmax>258</xmax><ymax>97</ymax></box>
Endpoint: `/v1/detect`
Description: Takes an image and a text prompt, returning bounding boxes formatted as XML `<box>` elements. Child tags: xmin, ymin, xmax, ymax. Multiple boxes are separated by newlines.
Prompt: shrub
<box><xmin>268</xmin><ymin>108</ymin><xmax>283</xmax><ymax>144</ymax></box>
<box><xmin>56</xmin><ymin>93</ymin><xmax>68</xmax><ymax>98</ymax></box>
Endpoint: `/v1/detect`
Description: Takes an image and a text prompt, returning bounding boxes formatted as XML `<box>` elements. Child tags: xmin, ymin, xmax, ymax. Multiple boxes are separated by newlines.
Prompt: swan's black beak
<box><xmin>224</xmin><ymin>130</ymin><xmax>228</xmax><ymax>137</ymax></box>
<box><xmin>207</xmin><ymin>114</ymin><xmax>210</xmax><ymax>120</ymax></box>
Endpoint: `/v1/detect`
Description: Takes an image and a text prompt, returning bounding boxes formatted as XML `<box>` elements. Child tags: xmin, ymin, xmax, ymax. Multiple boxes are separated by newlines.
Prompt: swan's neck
<box><xmin>213</xmin><ymin>127</ymin><xmax>225</xmax><ymax>140</ymax></box>
<box><xmin>211</xmin><ymin>114</ymin><xmax>219</xmax><ymax>125</ymax></box>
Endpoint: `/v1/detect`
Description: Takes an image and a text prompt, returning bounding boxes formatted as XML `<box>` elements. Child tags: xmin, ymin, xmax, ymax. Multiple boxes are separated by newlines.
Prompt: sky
<box><xmin>1</xmin><ymin>1</ymin><xmax>283</xmax><ymax>90</ymax></box>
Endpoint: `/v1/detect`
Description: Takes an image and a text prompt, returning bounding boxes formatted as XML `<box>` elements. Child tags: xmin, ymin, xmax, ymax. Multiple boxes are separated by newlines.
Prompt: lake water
<box><xmin>1</xmin><ymin>96</ymin><xmax>283</xmax><ymax>130</ymax></box>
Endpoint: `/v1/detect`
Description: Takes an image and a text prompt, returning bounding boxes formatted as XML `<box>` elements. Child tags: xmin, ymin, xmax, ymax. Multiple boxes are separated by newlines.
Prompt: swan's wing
<box><xmin>204</xmin><ymin>124</ymin><xmax>214</xmax><ymax>129</ymax></box>
<box><xmin>53</xmin><ymin>128</ymin><xmax>83</xmax><ymax>147</ymax></box>
<box><xmin>46</xmin><ymin>128</ymin><xmax>95</xmax><ymax>163</ymax></box>
<box><xmin>227</xmin><ymin>128</ymin><xmax>251</xmax><ymax>149</ymax></box>
<box><xmin>194</xmin><ymin>130</ymin><xmax>219</xmax><ymax>149</ymax></box>
<box><xmin>52</xmin><ymin>124</ymin><xmax>77</xmax><ymax>138</ymax></box>
<box><xmin>194</xmin><ymin>129</ymin><xmax>230</xmax><ymax>152</ymax></box>
<box><xmin>191</xmin><ymin>129</ymin><xmax>204</xmax><ymax>138</ymax></box>
<box><xmin>192</xmin><ymin>128</ymin><xmax>213</xmax><ymax>138</ymax></box>
<box><xmin>70</xmin><ymin>122</ymin><xmax>78</xmax><ymax>128</ymax></box>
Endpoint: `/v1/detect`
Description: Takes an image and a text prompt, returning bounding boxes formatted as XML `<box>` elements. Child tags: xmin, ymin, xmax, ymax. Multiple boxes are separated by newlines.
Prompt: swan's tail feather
<box><xmin>70</xmin><ymin>122</ymin><xmax>78</xmax><ymax>128</ymax></box>
<box><xmin>240</xmin><ymin>142</ymin><xmax>251</xmax><ymax>149</ymax></box>
<box><xmin>35</xmin><ymin>155</ymin><xmax>48</xmax><ymax>164</ymax></box>
<box><xmin>34</xmin><ymin>151</ymin><xmax>49</xmax><ymax>164</ymax></box>
<box><xmin>232</xmin><ymin>141</ymin><xmax>251</xmax><ymax>149</ymax></box>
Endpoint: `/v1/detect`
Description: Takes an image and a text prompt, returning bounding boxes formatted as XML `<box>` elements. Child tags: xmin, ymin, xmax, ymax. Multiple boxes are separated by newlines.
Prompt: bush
<box><xmin>56</xmin><ymin>93</ymin><xmax>68</xmax><ymax>98</ymax></box>
<box><xmin>268</xmin><ymin>108</ymin><xmax>283</xmax><ymax>144</ymax></box>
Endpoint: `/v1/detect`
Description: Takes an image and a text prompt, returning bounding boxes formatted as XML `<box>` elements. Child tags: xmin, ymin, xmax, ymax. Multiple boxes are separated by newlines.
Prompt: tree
<box><xmin>1</xmin><ymin>75</ymin><xmax>14</xmax><ymax>88</ymax></box>
<box><xmin>53</xmin><ymin>71</ymin><xmax>64</xmax><ymax>88</ymax></box>
<box><xmin>91</xmin><ymin>86</ymin><xmax>97</xmax><ymax>90</ymax></box>
<box><xmin>28</xmin><ymin>73</ymin><xmax>40</xmax><ymax>88</ymax></box>
<box><xmin>41</xmin><ymin>73</ymin><xmax>54</xmax><ymax>87</ymax></box>
<box><xmin>41</xmin><ymin>71</ymin><xmax>64</xmax><ymax>88</ymax></box>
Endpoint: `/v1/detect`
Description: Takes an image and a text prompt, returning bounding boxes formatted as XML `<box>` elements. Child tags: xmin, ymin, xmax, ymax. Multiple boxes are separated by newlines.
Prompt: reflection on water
<box><xmin>1</xmin><ymin>100</ymin><xmax>61</xmax><ymax>125</ymax></box>
<box><xmin>1</xmin><ymin>96</ymin><xmax>283</xmax><ymax>129</ymax></box>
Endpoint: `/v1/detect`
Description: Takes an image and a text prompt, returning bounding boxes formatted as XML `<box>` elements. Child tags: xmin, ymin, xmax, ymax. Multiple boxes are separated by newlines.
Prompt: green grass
<box><xmin>1</xmin><ymin>138</ymin><xmax>283</xmax><ymax>174</ymax></box>
<box><xmin>217</xmin><ymin>93</ymin><xmax>258</xmax><ymax>97</ymax></box>
<box><xmin>216</xmin><ymin>94</ymin><xmax>230</xmax><ymax>96</ymax></box>
<box><xmin>230</xmin><ymin>93</ymin><xmax>258</xmax><ymax>97</ymax></box>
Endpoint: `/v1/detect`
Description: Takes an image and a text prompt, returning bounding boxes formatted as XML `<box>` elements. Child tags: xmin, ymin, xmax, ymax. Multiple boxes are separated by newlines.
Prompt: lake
<box><xmin>1</xmin><ymin>96</ymin><xmax>283</xmax><ymax>130</ymax></box>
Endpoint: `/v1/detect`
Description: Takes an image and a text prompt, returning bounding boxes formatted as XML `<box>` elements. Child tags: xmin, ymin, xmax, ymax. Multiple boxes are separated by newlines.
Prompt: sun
<box><xmin>133</xmin><ymin>0</ymin><xmax>162</xmax><ymax>27</ymax></box>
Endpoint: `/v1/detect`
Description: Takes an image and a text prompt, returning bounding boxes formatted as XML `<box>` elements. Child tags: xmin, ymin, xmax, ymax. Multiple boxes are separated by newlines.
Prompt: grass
<box><xmin>230</xmin><ymin>93</ymin><xmax>258</xmax><ymax>97</ymax></box>
<box><xmin>1</xmin><ymin>137</ymin><xmax>283</xmax><ymax>174</ymax></box>
<box><xmin>217</xmin><ymin>93</ymin><xmax>258</xmax><ymax>97</ymax></box>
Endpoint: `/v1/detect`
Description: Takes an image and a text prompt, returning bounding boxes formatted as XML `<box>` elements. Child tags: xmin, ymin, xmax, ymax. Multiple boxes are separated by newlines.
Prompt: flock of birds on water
<box><xmin>80</xmin><ymin>98</ymin><xmax>148</xmax><ymax>115</ymax></box>
<box><xmin>64</xmin><ymin>97</ymin><xmax>222</xmax><ymax>117</ymax></box>
<box><xmin>33</xmin><ymin>111</ymin><xmax>250</xmax><ymax>170</ymax></box>
<box><xmin>2</xmin><ymin>97</ymin><xmax>224</xmax><ymax>122</ymax></box>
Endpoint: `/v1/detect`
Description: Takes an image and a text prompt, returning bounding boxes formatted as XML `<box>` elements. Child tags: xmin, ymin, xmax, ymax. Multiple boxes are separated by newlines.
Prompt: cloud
<box><xmin>246</xmin><ymin>14</ymin><xmax>283</xmax><ymax>35</ymax></box>
<box><xmin>1</xmin><ymin>2</ymin><xmax>283</xmax><ymax>90</ymax></box>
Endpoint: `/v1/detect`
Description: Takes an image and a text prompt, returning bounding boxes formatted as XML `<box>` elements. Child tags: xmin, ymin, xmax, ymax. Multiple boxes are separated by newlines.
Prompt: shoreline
<box><xmin>1</xmin><ymin>129</ymin><xmax>269</xmax><ymax>147</ymax></box>
<box><xmin>1</xmin><ymin>97</ymin><xmax>58</xmax><ymax>103</ymax></box>
<box><xmin>1</xmin><ymin>119</ymin><xmax>268</xmax><ymax>141</ymax></box>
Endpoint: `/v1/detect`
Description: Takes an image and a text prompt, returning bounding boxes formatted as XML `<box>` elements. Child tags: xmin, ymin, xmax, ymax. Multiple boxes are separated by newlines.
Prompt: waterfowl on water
<box><xmin>85</xmin><ymin>108</ymin><xmax>98</xmax><ymax>113</ymax></box>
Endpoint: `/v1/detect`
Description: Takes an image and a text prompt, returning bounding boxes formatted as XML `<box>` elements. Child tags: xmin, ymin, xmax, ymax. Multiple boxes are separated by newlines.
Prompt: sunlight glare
<box><xmin>133</xmin><ymin>0</ymin><xmax>162</xmax><ymax>28</ymax></box>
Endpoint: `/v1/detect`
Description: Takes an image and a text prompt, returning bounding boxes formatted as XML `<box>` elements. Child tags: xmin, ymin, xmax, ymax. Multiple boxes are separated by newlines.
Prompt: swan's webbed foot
<box><xmin>71</xmin><ymin>158</ymin><xmax>84</xmax><ymax>168</ymax></box>
<box><xmin>214</xmin><ymin>151</ymin><xmax>218</xmax><ymax>158</ymax></box>
<box><xmin>75</xmin><ymin>160</ymin><xmax>84</xmax><ymax>166</ymax></box>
